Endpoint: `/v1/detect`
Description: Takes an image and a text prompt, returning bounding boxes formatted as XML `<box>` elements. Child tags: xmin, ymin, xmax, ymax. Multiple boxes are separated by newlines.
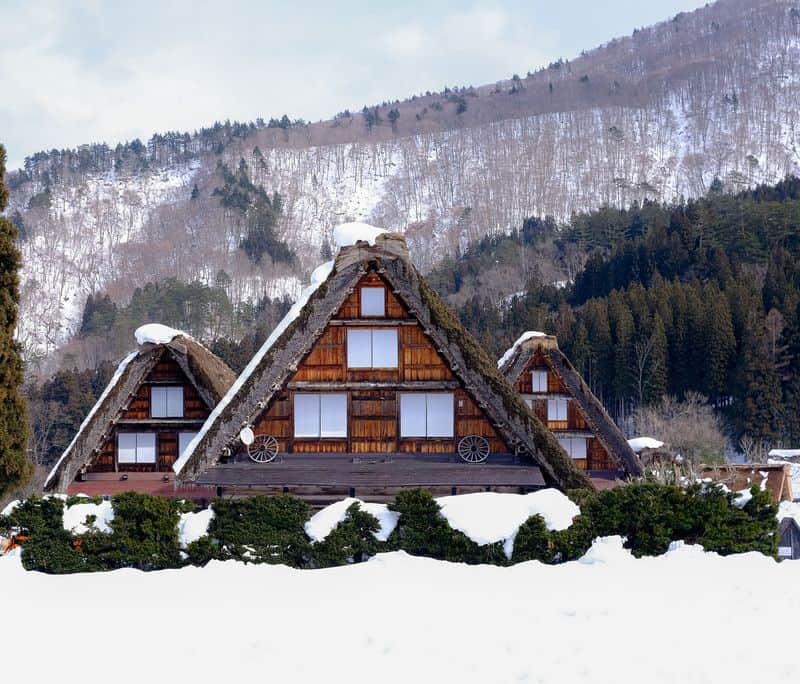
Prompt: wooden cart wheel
<box><xmin>458</xmin><ymin>435</ymin><xmax>490</xmax><ymax>463</ymax></box>
<box><xmin>247</xmin><ymin>435</ymin><xmax>279</xmax><ymax>463</ymax></box>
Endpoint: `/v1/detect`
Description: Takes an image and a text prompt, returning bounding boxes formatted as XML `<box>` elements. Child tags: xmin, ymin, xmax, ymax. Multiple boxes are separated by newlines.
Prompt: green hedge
<box><xmin>0</xmin><ymin>483</ymin><xmax>779</xmax><ymax>575</ymax></box>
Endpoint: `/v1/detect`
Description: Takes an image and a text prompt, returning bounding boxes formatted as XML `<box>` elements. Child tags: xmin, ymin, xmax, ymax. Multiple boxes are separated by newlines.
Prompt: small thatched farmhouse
<box><xmin>174</xmin><ymin>231</ymin><xmax>591</xmax><ymax>501</ymax></box>
<box><xmin>44</xmin><ymin>325</ymin><xmax>236</xmax><ymax>498</ymax></box>
<box><xmin>498</xmin><ymin>332</ymin><xmax>642</xmax><ymax>479</ymax></box>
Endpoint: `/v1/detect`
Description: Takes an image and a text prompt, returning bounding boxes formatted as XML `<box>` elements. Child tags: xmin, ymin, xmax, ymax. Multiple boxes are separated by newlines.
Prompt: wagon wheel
<box><xmin>247</xmin><ymin>435</ymin><xmax>279</xmax><ymax>463</ymax></box>
<box><xmin>458</xmin><ymin>435</ymin><xmax>490</xmax><ymax>464</ymax></box>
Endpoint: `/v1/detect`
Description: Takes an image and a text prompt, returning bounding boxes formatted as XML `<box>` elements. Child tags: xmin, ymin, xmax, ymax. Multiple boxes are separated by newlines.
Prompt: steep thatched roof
<box><xmin>499</xmin><ymin>333</ymin><xmax>643</xmax><ymax>477</ymax></box>
<box><xmin>43</xmin><ymin>329</ymin><xmax>236</xmax><ymax>493</ymax></box>
<box><xmin>175</xmin><ymin>233</ymin><xmax>592</xmax><ymax>491</ymax></box>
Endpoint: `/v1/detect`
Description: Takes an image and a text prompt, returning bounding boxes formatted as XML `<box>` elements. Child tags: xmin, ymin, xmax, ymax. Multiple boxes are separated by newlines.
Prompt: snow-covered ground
<box><xmin>1</xmin><ymin>537</ymin><xmax>798</xmax><ymax>683</ymax></box>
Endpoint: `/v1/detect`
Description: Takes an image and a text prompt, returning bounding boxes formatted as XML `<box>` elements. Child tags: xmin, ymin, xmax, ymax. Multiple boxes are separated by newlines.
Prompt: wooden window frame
<box><xmin>346</xmin><ymin>328</ymin><xmax>399</xmax><ymax>369</ymax></box>
<box><xmin>292</xmin><ymin>392</ymin><xmax>348</xmax><ymax>440</ymax></box>
<box><xmin>398</xmin><ymin>392</ymin><xmax>455</xmax><ymax>439</ymax></box>
<box><xmin>117</xmin><ymin>432</ymin><xmax>157</xmax><ymax>466</ymax></box>
<box><xmin>360</xmin><ymin>286</ymin><xmax>386</xmax><ymax>317</ymax></box>
<box><xmin>151</xmin><ymin>386</ymin><xmax>184</xmax><ymax>418</ymax></box>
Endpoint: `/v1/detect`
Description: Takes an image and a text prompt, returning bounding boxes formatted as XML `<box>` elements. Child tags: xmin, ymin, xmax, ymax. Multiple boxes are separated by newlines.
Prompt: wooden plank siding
<box><xmin>86</xmin><ymin>350</ymin><xmax>210</xmax><ymax>475</ymax></box>
<box><xmin>515</xmin><ymin>355</ymin><xmax>613</xmax><ymax>472</ymax></box>
<box><xmin>245</xmin><ymin>271</ymin><xmax>511</xmax><ymax>461</ymax></box>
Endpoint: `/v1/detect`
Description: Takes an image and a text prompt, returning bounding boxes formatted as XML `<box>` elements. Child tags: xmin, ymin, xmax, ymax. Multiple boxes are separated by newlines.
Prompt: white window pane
<box><xmin>151</xmin><ymin>387</ymin><xmax>167</xmax><ymax>417</ymax></box>
<box><xmin>400</xmin><ymin>394</ymin><xmax>427</xmax><ymax>437</ymax></box>
<box><xmin>179</xmin><ymin>432</ymin><xmax>197</xmax><ymax>457</ymax></box>
<box><xmin>523</xmin><ymin>396</ymin><xmax>534</xmax><ymax>409</ymax></box>
<box><xmin>118</xmin><ymin>433</ymin><xmax>137</xmax><ymax>464</ymax></box>
<box><xmin>294</xmin><ymin>394</ymin><xmax>320</xmax><ymax>437</ymax></box>
<box><xmin>361</xmin><ymin>287</ymin><xmax>385</xmax><ymax>316</ymax></box>
<box><xmin>347</xmin><ymin>329</ymin><xmax>373</xmax><ymax>367</ymax></box>
<box><xmin>136</xmin><ymin>433</ymin><xmax>157</xmax><ymax>464</ymax></box>
<box><xmin>426</xmin><ymin>393</ymin><xmax>454</xmax><ymax>438</ymax></box>
<box><xmin>557</xmin><ymin>437</ymin><xmax>571</xmax><ymax>454</ymax></box>
<box><xmin>532</xmin><ymin>370</ymin><xmax>548</xmax><ymax>392</ymax></box>
<box><xmin>320</xmin><ymin>394</ymin><xmax>347</xmax><ymax>437</ymax></box>
<box><xmin>548</xmin><ymin>399</ymin><xmax>567</xmax><ymax>421</ymax></box>
<box><xmin>167</xmin><ymin>387</ymin><xmax>184</xmax><ymax>417</ymax></box>
<box><xmin>571</xmin><ymin>437</ymin><xmax>587</xmax><ymax>460</ymax></box>
<box><xmin>371</xmin><ymin>329</ymin><xmax>398</xmax><ymax>368</ymax></box>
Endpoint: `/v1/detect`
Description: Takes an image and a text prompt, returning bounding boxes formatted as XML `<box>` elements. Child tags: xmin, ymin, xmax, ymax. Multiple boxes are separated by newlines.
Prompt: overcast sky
<box><xmin>1</xmin><ymin>0</ymin><xmax>709</xmax><ymax>169</ymax></box>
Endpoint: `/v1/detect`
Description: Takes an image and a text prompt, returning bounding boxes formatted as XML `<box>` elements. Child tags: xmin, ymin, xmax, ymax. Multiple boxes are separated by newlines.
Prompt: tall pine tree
<box><xmin>0</xmin><ymin>145</ymin><xmax>31</xmax><ymax>497</ymax></box>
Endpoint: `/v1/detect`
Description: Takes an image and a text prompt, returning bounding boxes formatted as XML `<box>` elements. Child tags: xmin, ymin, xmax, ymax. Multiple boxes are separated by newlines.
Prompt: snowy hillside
<box><xmin>8</xmin><ymin>0</ymin><xmax>800</xmax><ymax>358</ymax></box>
<box><xmin>2</xmin><ymin>538</ymin><xmax>798</xmax><ymax>683</ymax></box>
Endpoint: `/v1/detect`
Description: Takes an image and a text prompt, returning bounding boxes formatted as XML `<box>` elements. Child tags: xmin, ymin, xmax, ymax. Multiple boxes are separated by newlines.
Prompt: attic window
<box><xmin>294</xmin><ymin>393</ymin><xmax>347</xmax><ymax>438</ymax></box>
<box><xmin>117</xmin><ymin>433</ymin><xmax>156</xmax><ymax>464</ymax></box>
<box><xmin>400</xmin><ymin>393</ymin><xmax>454</xmax><ymax>438</ymax></box>
<box><xmin>547</xmin><ymin>398</ymin><xmax>568</xmax><ymax>422</ymax></box>
<box><xmin>532</xmin><ymin>370</ymin><xmax>548</xmax><ymax>392</ymax></box>
<box><xmin>151</xmin><ymin>386</ymin><xmax>184</xmax><ymax>418</ymax></box>
<box><xmin>347</xmin><ymin>329</ymin><xmax>398</xmax><ymax>368</ymax></box>
<box><xmin>361</xmin><ymin>287</ymin><xmax>385</xmax><ymax>316</ymax></box>
<box><xmin>557</xmin><ymin>436</ymin><xmax>587</xmax><ymax>460</ymax></box>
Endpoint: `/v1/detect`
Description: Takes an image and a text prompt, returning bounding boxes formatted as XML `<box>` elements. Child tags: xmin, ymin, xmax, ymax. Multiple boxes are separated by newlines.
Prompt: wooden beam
<box><xmin>287</xmin><ymin>380</ymin><xmax>461</xmax><ymax>391</ymax></box>
<box><xmin>328</xmin><ymin>319</ymin><xmax>418</xmax><ymax>327</ymax></box>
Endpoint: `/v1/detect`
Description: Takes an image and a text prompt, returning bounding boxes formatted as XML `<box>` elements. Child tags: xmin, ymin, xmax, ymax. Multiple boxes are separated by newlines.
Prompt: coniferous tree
<box><xmin>0</xmin><ymin>144</ymin><xmax>31</xmax><ymax>497</ymax></box>
<box><xmin>736</xmin><ymin>321</ymin><xmax>784</xmax><ymax>441</ymax></box>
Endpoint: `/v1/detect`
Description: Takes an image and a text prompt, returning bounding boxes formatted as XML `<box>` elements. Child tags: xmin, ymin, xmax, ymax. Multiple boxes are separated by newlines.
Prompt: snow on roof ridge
<box><xmin>173</xmin><ymin>259</ymin><xmax>336</xmax><ymax>475</ymax></box>
<box><xmin>497</xmin><ymin>331</ymin><xmax>548</xmax><ymax>368</ymax></box>
<box><xmin>43</xmin><ymin>350</ymin><xmax>139</xmax><ymax>489</ymax></box>
<box><xmin>627</xmin><ymin>437</ymin><xmax>665</xmax><ymax>453</ymax></box>
<box><xmin>333</xmin><ymin>222</ymin><xmax>388</xmax><ymax>248</ymax></box>
<box><xmin>134</xmin><ymin>323</ymin><xmax>187</xmax><ymax>346</ymax></box>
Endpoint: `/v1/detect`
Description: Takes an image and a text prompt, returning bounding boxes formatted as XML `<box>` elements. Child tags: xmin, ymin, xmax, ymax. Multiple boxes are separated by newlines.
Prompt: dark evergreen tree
<box><xmin>0</xmin><ymin>144</ymin><xmax>31</xmax><ymax>497</ymax></box>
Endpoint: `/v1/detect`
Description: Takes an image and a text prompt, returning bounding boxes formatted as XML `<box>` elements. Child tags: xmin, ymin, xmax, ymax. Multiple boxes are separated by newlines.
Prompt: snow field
<box><xmin>1</xmin><ymin>537</ymin><xmax>799</xmax><ymax>683</ymax></box>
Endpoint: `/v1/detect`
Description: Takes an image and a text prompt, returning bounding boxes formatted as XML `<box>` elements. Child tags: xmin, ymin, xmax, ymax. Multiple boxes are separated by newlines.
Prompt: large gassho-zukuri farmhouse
<box><xmin>498</xmin><ymin>331</ymin><xmax>642</xmax><ymax>480</ymax></box>
<box><xmin>44</xmin><ymin>325</ymin><xmax>237</xmax><ymax>497</ymax></box>
<box><xmin>174</xmin><ymin>232</ymin><xmax>591</xmax><ymax>501</ymax></box>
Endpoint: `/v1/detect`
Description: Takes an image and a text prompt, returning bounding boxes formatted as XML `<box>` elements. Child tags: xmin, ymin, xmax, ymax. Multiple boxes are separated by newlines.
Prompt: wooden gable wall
<box><xmin>249</xmin><ymin>271</ymin><xmax>508</xmax><ymax>457</ymax></box>
<box><xmin>86</xmin><ymin>350</ymin><xmax>211</xmax><ymax>475</ymax></box>
<box><xmin>515</xmin><ymin>349</ymin><xmax>614</xmax><ymax>471</ymax></box>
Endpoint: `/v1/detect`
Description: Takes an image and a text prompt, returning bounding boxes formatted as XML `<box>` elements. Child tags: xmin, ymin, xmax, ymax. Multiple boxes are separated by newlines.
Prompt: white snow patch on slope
<box><xmin>178</xmin><ymin>508</ymin><xmax>215</xmax><ymax>549</ymax></box>
<box><xmin>305</xmin><ymin>498</ymin><xmax>400</xmax><ymax>543</ymax></box>
<box><xmin>628</xmin><ymin>437</ymin><xmax>665</xmax><ymax>452</ymax></box>
<box><xmin>44</xmin><ymin>350</ymin><xmax>139</xmax><ymax>489</ymax></box>
<box><xmin>436</xmin><ymin>490</ymin><xmax>580</xmax><ymax>559</ymax></box>
<box><xmin>2</xmin><ymin>537</ymin><xmax>797</xmax><ymax>683</ymax></box>
<box><xmin>778</xmin><ymin>500</ymin><xmax>800</xmax><ymax>525</ymax></box>
<box><xmin>174</xmin><ymin>260</ymin><xmax>335</xmax><ymax>475</ymax></box>
<box><xmin>497</xmin><ymin>330</ymin><xmax>548</xmax><ymax>368</ymax></box>
<box><xmin>135</xmin><ymin>323</ymin><xmax>185</xmax><ymax>346</ymax></box>
<box><xmin>333</xmin><ymin>221</ymin><xmax>388</xmax><ymax>247</ymax></box>
<box><xmin>62</xmin><ymin>499</ymin><xmax>114</xmax><ymax>534</ymax></box>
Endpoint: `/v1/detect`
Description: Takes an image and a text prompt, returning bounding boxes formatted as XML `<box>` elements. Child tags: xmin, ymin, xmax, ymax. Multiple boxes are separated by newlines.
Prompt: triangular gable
<box><xmin>44</xmin><ymin>331</ymin><xmax>236</xmax><ymax>492</ymax></box>
<box><xmin>175</xmin><ymin>234</ymin><xmax>592</xmax><ymax>491</ymax></box>
<box><xmin>499</xmin><ymin>333</ymin><xmax>642</xmax><ymax>477</ymax></box>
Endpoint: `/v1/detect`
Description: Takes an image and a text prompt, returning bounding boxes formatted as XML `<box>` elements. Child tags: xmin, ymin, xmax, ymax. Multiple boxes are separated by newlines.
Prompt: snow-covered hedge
<box><xmin>0</xmin><ymin>482</ymin><xmax>780</xmax><ymax>574</ymax></box>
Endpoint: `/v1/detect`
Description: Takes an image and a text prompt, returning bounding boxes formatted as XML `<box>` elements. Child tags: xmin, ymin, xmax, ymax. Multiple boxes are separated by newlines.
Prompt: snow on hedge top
<box><xmin>628</xmin><ymin>437</ymin><xmax>665</xmax><ymax>452</ymax></box>
<box><xmin>436</xmin><ymin>490</ymin><xmax>580</xmax><ymax>558</ymax></box>
<box><xmin>63</xmin><ymin>499</ymin><xmax>114</xmax><ymax>534</ymax></box>
<box><xmin>497</xmin><ymin>331</ymin><xmax>547</xmax><ymax>368</ymax></box>
<box><xmin>179</xmin><ymin>508</ymin><xmax>215</xmax><ymax>548</ymax></box>
<box><xmin>44</xmin><ymin>350</ymin><xmax>139</xmax><ymax>489</ymax></box>
<box><xmin>305</xmin><ymin>498</ymin><xmax>399</xmax><ymax>543</ymax></box>
<box><xmin>333</xmin><ymin>222</ymin><xmax>387</xmax><ymax>248</ymax></box>
<box><xmin>174</xmin><ymin>260</ymin><xmax>335</xmax><ymax>475</ymax></box>
<box><xmin>134</xmin><ymin>323</ymin><xmax>186</xmax><ymax>346</ymax></box>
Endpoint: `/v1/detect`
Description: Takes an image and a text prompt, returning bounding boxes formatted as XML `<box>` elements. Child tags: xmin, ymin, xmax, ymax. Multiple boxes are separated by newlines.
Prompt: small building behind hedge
<box><xmin>44</xmin><ymin>325</ymin><xmax>236</xmax><ymax>499</ymax></box>
<box><xmin>174</xmin><ymin>232</ymin><xmax>591</xmax><ymax>502</ymax></box>
<box><xmin>498</xmin><ymin>332</ymin><xmax>642</xmax><ymax>479</ymax></box>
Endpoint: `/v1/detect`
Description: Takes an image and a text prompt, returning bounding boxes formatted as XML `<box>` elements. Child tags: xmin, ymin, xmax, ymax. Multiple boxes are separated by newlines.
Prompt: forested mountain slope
<box><xmin>6</xmin><ymin>0</ymin><xmax>800</xmax><ymax>364</ymax></box>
